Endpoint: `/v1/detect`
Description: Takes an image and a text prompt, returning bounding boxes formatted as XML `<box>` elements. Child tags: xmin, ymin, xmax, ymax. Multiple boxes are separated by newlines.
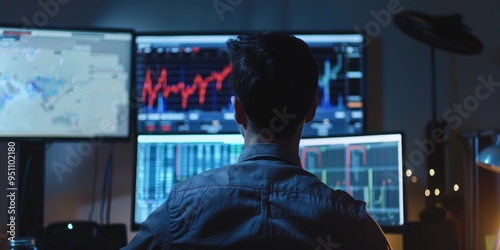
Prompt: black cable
<box><xmin>430</xmin><ymin>46</ymin><xmax>437</xmax><ymax>122</ymax></box>
<box><xmin>106</xmin><ymin>142</ymin><xmax>114</xmax><ymax>225</ymax></box>
<box><xmin>88</xmin><ymin>144</ymin><xmax>99</xmax><ymax>221</ymax></box>
<box><xmin>100</xmin><ymin>145</ymin><xmax>111</xmax><ymax>225</ymax></box>
<box><xmin>18</xmin><ymin>144</ymin><xmax>32</xmax><ymax>233</ymax></box>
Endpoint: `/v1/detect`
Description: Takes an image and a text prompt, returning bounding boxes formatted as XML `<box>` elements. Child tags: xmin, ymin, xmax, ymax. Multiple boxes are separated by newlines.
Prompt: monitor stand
<box><xmin>17</xmin><ymin>141</ymin><xmax>46</xmax><ymax>246</ymax></box>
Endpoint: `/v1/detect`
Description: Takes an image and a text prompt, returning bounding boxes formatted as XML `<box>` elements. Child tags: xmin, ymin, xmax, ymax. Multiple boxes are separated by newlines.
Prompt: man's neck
<box><xmin>243</xmin><ymin>130</ymin><xmax>302</xmax><ymax>156</ymax></box>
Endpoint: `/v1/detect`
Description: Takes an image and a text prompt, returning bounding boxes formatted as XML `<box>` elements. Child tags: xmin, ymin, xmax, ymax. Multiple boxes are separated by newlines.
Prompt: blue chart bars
<box><xmin>297</xmin><ymin>34</ymin><xmax>365</xmax><ymax>137</ymax></box>
<box><xmin>134</xmin><ymin>134</ymin><xmax>244</xmax><ymax>224</ymax></box>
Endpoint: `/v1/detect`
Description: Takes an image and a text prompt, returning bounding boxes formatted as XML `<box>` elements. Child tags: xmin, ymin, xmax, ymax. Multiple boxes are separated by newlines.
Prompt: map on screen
<box><xmin>0</xmin><ymin>27</ymin><xmax>132</xmax><ymax>138</ymax></box>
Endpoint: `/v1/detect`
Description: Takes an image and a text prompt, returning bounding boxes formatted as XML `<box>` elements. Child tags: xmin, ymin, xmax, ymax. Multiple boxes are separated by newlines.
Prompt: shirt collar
<box><xmin>237</xmin><ymin>143</ymin><xmax>302</xmax><ymax>167</ymax></box>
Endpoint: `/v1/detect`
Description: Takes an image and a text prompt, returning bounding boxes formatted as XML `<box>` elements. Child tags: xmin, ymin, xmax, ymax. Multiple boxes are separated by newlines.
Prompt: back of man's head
<box><xmin>226</xmin><ymin>32</ymin><xmax>319</xmax><ymax>138</ymax></box>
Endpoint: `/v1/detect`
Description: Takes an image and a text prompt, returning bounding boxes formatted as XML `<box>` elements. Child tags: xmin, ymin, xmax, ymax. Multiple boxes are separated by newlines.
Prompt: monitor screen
<box><xmin>0</xmin><ymin>25</ymin><xmax>133</xmax><ymax>139</ymax></box>
<box><xmin>132</xmin><ymin>134</ymin><xmax>244</xmax><ymax>228</ymax></box>
<box><xmin>132</xmin><ymin>132</ymin><xmax>404</xmax><ymax>231</ymax></box>
<box><xmin>299</xmin><ymin>133</ymin><xmax>405</xmax><ymax>230</ymax></box>
<box><xmin>135</xmin><ymin>33</ymin><xmax>365</xmax><ymax>136</ymax></box>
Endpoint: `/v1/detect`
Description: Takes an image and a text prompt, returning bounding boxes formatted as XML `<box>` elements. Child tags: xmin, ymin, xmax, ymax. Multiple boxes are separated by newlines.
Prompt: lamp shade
<box><xmin>394</xmin><ymin>11</ymin><xmax>483</xmax><ymax>55</ymax></box>
<box><xmin>476</xmin><ymin>135</ymin><xmax>500</xmax><ymax>174</ymax></box>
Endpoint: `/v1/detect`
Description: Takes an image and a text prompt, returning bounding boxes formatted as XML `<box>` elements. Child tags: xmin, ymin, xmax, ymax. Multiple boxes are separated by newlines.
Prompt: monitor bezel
<box><xmin>0</xmin><ymin>23</ymin><xmax>136</xmax><ymax>142</ymax></box>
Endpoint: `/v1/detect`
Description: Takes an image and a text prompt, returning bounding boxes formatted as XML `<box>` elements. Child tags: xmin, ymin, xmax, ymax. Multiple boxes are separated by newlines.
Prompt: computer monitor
<box><xmin>131</xmin><ymin>133</ymin><xmax>244</xmax><ymax>230</ymax></box>
<box><xmin>135</xmin><ymin>32</ymin><xmax>365</xmax><ymax>136</ymax></box>
<box><xmin>132</xmin><ymin>132</ymin><xmax>405</xmax><ymax>231</ymax></box>
<box><xmin>299</xmin><ymin>132</ymin><xmax>405</xmax><ymax>231</ymax></box>
<box><xmin>0</xmin><ymin>25</ymin><xmax>133</xmax><ymax>139</ymax></box>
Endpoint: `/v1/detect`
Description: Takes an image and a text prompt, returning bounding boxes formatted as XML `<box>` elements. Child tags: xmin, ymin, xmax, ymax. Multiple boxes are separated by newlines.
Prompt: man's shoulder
<box><xmin>171</xmin><ymin>165</ymin><xmax>236</xmax><ymax>193</ymax></box>
<box><xmin>171</xmin><ymin>164</ymin><xmax>364</xmax><ymax>206</ymax></box>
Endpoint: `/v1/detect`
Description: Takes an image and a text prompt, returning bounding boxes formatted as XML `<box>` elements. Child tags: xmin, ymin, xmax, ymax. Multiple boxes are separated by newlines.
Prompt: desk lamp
<box><xmin>477</xmin><ymin>135</ymin><xmax>500</xmax><ymax>174</ymax></box>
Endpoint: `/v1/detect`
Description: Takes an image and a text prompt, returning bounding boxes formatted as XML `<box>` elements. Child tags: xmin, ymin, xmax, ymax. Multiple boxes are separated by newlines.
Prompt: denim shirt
<box><xmin>123</xmin><ymin>143</ymin><xmax>391</xmax><ymax>250</ymax></box>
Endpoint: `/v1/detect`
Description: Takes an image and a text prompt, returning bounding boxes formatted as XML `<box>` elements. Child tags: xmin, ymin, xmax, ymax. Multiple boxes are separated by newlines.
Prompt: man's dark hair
<box><xmin>226</xmin><ymin>32</ymin><xmax>319</xmax><ymax>137</ymax></box>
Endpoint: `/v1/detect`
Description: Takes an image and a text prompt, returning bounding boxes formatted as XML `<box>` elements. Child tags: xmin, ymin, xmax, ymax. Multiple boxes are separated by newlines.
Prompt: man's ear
<box><xmin>231</xmin><ymin>96</ymin><xmax>247</xmax><ymax>125</ymax></box>
<box><xmin>305</xmin><ymin>95</ymin><xmax>319</xmax><ymax>123</ymax></box>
